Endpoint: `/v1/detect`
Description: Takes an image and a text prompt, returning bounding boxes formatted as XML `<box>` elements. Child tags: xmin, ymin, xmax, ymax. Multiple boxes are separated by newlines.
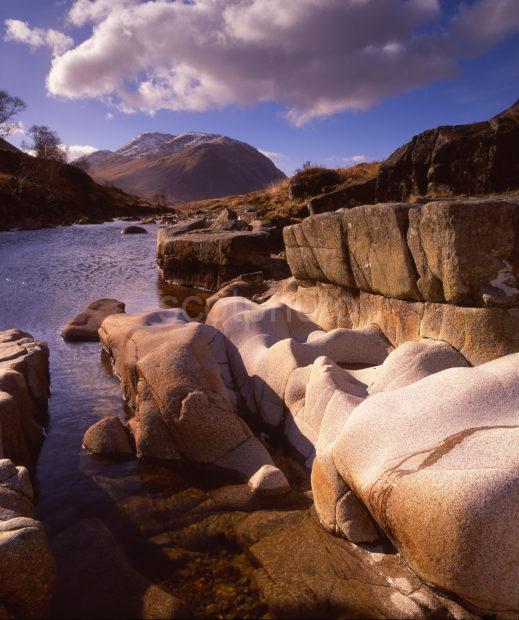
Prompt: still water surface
<box><xmin>0</xmin><ymin>221</ymin><xmax>196</xmax><ymax>534</ymax></box>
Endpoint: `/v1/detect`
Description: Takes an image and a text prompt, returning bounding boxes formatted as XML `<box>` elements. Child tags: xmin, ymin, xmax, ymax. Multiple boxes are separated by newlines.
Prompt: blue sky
<box><xmin>1</xmin><ymin>0</ymin><xmax>518</xmax><ymax>174</ymax></box>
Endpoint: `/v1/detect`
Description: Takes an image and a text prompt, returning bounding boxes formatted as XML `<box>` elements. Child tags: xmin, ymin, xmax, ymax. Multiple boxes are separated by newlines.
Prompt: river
<box><xmin>0</xmin><ymin>222</ymin><xmax>271</xmax><ymax>617</ymax></box>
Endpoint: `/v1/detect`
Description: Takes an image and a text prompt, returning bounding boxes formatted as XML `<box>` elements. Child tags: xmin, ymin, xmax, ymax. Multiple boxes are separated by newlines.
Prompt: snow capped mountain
<box><xmin>110</xmin><ymin>131</ymin><xmax>237</xmax><ymax>161</ymax></box>
<box><xmin>116</xmin><ymin>132</ymin><xmax>175</xmax><ymax>158</ymax></box>
<box><xmin>152</xmin><ymin>132</ymin><xmax>235</xmax><ymax>159</ymax></box>
<box><xmin>80</xmin><ymin>130</ymin><xmax>286</xmax><ymax>203</ymax></box>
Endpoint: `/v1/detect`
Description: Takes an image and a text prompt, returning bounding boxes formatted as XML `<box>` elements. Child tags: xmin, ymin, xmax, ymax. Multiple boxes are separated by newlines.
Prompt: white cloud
<box><xmin>259</xmin><ymin>150</ymin><xmax>287</xmax><ymax>164</ymax></box>
<box><xmin>65</xmin><ymin>144</ymin><xmax>98</xmax><ymax>161</ymax></box>
<box><xmin>343</xmin><ymin>154</ymin><xmax>369</xmax><ymax>165</ymax></box>
<box><xmin>20</xmin><ymin>143</ymin><xmax>97</xmax><ymax>161</ymax></box>
<box><xmin>4</xmin><ymin>19</ymin><xmax>74</xmax><ymax>56</ymax></box>
<box><xmin>104</xmin><ymin>112</ymin><xmax>114</xmax><ymax>120</ymax></box>
<box><xmin>67</xmin><ymin>0</ymin><xmax>136</xmax><ymax>27</ymax></box>
<box><xmin>5</xmin><ymin>0</ymin><xmax>519</xmax><ymax>124</ymax></box>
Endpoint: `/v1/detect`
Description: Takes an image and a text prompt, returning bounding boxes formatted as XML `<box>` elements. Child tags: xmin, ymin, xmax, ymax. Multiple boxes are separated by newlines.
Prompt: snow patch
<box><xmin>489</xmin><ymin>261</ymin><xmax>519</xmax><ymax>297</ymax></box>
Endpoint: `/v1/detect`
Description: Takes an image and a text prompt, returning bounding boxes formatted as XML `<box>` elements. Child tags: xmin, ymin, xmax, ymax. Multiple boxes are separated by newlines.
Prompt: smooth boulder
<box><xmin>329</xmin><ymin>353</ymin><xmax>519</xmax><ymax>617</ymax></box>
<box><xmin>99</xmin><ymin>309</ymin><xmax>288</xmax><ymax>487</ymax></box>
<box><xmin>83</xmin><ymin>416</ymin><xmax>134</xmax><ymax>458</ymax></box>
<box><xmin>0</xmin><ymin>329</ymin><xmax>49</xmax><ymax>468</ymax></box>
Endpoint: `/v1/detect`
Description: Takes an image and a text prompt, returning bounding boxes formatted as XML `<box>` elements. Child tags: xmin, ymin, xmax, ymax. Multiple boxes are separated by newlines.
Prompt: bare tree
<box><xmin>25</xmin><ymin>125</ymin><xmax>67</xmax><ymax>162</ymax></box>
<box><xmin>0</xmin><ymin>90</ymin><xmax>26</xmax><ymax>137</ymax></box>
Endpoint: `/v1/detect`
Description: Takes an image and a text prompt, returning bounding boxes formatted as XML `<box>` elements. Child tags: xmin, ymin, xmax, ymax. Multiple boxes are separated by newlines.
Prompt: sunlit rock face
<box><xmin>98</xmin><ymin>309</ymin><xmax>289</xmax><ymax>494</ymax></box>
<box><xmin>329</xmin><ymin>353</ymin><xmax>519</xmax><ymax>616</ymax></box>
<box><xmin>206</xmin><ymin>288</ymin><xmax>519</xmax><ymax>616</ymax></box>
<box><xmin>107</xmin><ymin>195</ymin><xmax>519</xmax><ymax>617</ymax></box>
<box><xmin>0</xmin><ymin>329</ymin><xmax>56</xmax><ymax>618</ymax></box>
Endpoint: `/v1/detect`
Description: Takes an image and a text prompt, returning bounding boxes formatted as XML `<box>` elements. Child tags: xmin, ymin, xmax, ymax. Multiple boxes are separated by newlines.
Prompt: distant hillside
<box><xmin>0</xmin><ymin>139</ymin><xmax>160</xmax><ymax>230</ymax></box>
<box><xmin>80</xmin><ymin>132</ymin><xmax>286</xmax><ymax>203</ymax></box>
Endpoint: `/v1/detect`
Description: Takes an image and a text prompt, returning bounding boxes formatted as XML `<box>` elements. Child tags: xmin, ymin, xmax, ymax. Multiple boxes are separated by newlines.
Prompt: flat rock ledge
<box><xmin>0</xmin><ymin>329</ymin><xmax>56</xmax><ymax>618</ymax></box>
<box><xmin>156</xmin><ymin>228</ymin><xmax>274</xmax><ymax>291</ymax></box>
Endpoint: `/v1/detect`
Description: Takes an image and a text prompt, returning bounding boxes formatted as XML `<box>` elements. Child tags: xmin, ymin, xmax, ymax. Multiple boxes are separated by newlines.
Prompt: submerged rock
<box><xmin>121</xmin><ymin>225</ymin><xmax>147</xmax><ymax>234</ymax></box>
<box><xmin>61</xmin><ymin>298</ymin><xmax>125</xmax><ymax>342</ymax></box>
<box><xmin>50</xmin><ymin>519</ymin><xmax>189</xmax><ymax>619</ymax></box>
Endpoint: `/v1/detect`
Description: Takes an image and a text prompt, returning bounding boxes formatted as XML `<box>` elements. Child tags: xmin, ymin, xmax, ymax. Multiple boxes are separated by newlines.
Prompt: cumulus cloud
<box><xmin>4</xmin><ymin>19</ymin><xmax>74</xmax><ymax>56</ymax></box>
<box><xmin>5</xmin><ymin>0</ymin><xmax>519</xmax><ymax>124</ymax></box>
<box><xmin>344</xmin><ymin>154</ymin><xmax>370</xmax><ymax>165</ymax></box>
<box><xmin>260</xmin><ymin>150</ymin><xmax>287</xmax><ymax>164</ymax></box>
<box><xmin>67</xmin><ymin>0</ymin><xmax>136</xmax><ymax>27</ymax></box>
<box><xmin>65</xmin><ymin>144</ymin><xmax>98</xmax><ymax>161</ymax></box>
<box><xmin>20</xmin><ymin>142</ymin><xmax>97</xmax><ymax>161</ymax></box>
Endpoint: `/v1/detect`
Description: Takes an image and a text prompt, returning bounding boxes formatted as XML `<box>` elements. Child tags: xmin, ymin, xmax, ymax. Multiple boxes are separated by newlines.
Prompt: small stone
<box><xmin>121</xmin><ymin>225</ymin><xmax>147</xmax><ymax>234</ymax></box>
<box><xmin>248</xmin><ymin>464</ymin><xmax>290</xmax><ymax>497</ymax></box>
<box><xmin>83</xmin><ymin>416</ymin><xmax>134</xmax><ymax>458</ymax></box>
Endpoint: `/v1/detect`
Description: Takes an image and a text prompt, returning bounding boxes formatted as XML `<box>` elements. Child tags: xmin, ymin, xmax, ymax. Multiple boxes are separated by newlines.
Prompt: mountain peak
<box><xmin>116</xmin><ymin>132</ymin><xmax>176</xmax><ymax>158</ymax></box>
<box><xmin>80</xmin><ymin>130</ymin><xmax>286</xmax><ymax>203</ymax></box>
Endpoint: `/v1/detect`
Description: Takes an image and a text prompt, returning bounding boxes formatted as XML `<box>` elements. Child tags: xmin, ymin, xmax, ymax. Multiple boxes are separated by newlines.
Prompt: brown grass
<box><xmin>176</xmin><ymin>162</ymin><xmax>381</xmax><ymax>223</ymax></box>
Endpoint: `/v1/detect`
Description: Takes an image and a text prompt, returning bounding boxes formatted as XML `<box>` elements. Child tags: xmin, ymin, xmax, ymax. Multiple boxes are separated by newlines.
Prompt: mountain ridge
<box><xmin>79</xmin><ymin>132</ymin><xmax>286</xmax><ymax>204</ymax></box>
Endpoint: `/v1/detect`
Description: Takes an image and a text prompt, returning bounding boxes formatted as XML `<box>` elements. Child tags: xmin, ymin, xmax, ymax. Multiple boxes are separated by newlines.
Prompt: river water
<box><xmin>0</xmin><ymin>222</ymin><xmax>178</xmax><ymax>531</ymax></box>
<box><xmin>0</xmin><ymin>223</ymin><xmax>265</xmax><ymax>612</ymax></box>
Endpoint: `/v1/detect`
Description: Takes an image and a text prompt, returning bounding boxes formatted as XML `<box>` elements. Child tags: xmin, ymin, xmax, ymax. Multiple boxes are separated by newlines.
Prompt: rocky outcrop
<box><xmin>407</xmin><ymin>199</ymin><xmax>519</xmax><ymax>306</ymax></box>
<box><xmin>376</xmin><ymin>98</ymin><xmax>519</xmax><ymax>201</ymax></box>
<box><xmin>284</xmin><ymin>211</ymin><xmax>355</xmax><ymax>288</ymax></box>
<box><xmin>286</xmin><ymin>197</ymin><xmax>519</xmax><ymax>307</ymax></box>
<box><xmin>61</xmin><ymin>298</ymin><xmax>125</xmax><ymax>342</ymax></box>
<box><xmin>0</xmin><ymin>330</ymin><xmax>55</xmax><ymax>618</ymax></box>
<box><xmin>326</xmin><ymin>353</ymin><xmax>519</xmax><ymax>617</ymax></box>
<box><xmin>307</xmin><ymin>177</ymin><xmax>376</xmax><ymax>215</ymax></box>
<box><xmin>95</xmin><ymin>193</ymin><xmax>519</xmax><ymax>617</ymax></box>
<box><xmin>267</xmin><ymin>277</ymin><xmax>519</xmax><ymax>366</ymax></box>
<box><xmin>98</xmin><ymin>309</ymin><xmax>290</xmax><ymax>493</ymax></box>
<box><xmin>0</xmin><ymin>329</ymin><xmax>49</xmax><ymax>467</ymax></box>
<box><xmin>199</xmin><ymin>194</ymin><xmax>519</xmax><ymax>616</ymax></box>
<box><xmin>206</xmin><ymin>296</ymin><xmax>392</xmax><ymax>465</ymax></box>
<box><xmin>156</xmin><ymin>228</ymin><xmax>273</xmax><ymax>290</ymax></box>
<box><xmin>205</xmin><ymin>288</ymin><xmax>519</xmax><ymax>616</ymax></box>
<box><xmin>210</xmin><ymin>207</ymin><xmax>252</xmax><ymax>231</ymax></box>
